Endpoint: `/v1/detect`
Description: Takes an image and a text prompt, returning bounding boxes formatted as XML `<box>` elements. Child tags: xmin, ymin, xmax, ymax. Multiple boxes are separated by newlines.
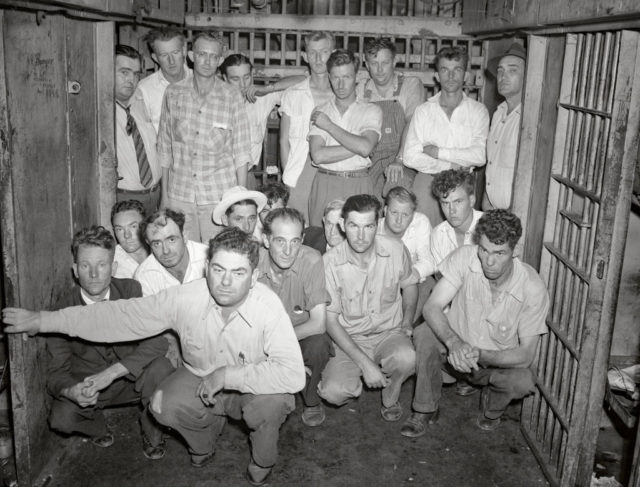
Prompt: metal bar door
<box><xmin>520</xmin><ymin>30</ymin><xmax>640</xmax><ymax>487</ymax></box>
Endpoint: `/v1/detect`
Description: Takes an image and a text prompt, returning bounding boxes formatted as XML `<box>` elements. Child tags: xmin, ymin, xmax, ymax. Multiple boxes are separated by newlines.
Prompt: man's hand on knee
<box><xmin>196</xmin><ymin>367</ymin><xmax>227</xmax><ymax>407</ymax></box>
<box><xmin>360</xmin><ymin>360</ymin><xmax>390</xmax><ymax>389</ymax></box>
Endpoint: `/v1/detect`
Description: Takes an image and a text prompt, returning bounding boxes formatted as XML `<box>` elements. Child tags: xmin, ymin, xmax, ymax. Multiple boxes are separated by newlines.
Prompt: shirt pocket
<box><xmin>380</xmin><ymin>282</ymin><xmax>399</xmax><ymax>307</ymax></box>
<box><xmin>341</xmin><ymin>288</ymin><xmax>364</xmax><ymax>320</ymax></box>
<box><xmin>486</xmin><ymin>319</ymin><xmax>518</xmax><ymax>349</ymax></box>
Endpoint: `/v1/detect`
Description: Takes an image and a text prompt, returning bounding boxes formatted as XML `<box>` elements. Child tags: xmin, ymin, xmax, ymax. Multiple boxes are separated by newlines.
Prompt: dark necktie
<box><xmin>122</xmin><ymin>104</ymin><xmax>153</xmax><ymax>188</ymax></box>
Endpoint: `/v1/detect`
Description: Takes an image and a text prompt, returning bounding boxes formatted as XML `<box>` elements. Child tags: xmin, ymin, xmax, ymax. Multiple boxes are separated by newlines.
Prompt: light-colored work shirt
<box><xmin>115</xmin><ymin>95</ymin><xmax>161</xmax><ymax>191</ymax></box>
<box><xmin>279</xmin><ymin>78</ymin><xmax>315</xmax><ymax>187</ymax></box>
<box><xmin>356</xmin><ymin>73</ymin><xmax>424</xmax><ymax>119</ymax></box>
<box><xmin>430</xmin><ymin>209</ymin><xmax>483</xmax><ymax>269</ymax></box>
<box><xmin>246</xmin><ymin>92</ymin><xmax>281</xmax><ymax>168</ymax></box>
<box><xmin>40</xmin><ymin>279</ymin><xmax>306</xmax><ymax>393</ymax></box>
<box><xmin>134</xmin><ymin>240</ymin><xmax>208</xmax><ymax>296</ymax></box>
<box><xmin>257</xmin><ymin>246</ymin><xmax>330</xmax><ymax>327</ymax></box>
<box><xmin>324</xmin><ymin>235</ymin><xmax>413</xmax><ymax>338</ymax></box>
<box><xmin>403</xmin><ymin>92</ymin><xmax>489</xmax><ymax>173</ymax></box>
<box><xmin>112</xmin><ymin>244</ymin><xmax>142</xmax><ymax>279</ymax></box>
<box><xmin>377</xmin><ymin>212</ymin><xmax>434</xmax><ymax>281</ymax></box>
<box><xmin>486</xmin><ymin>102</ymin><xmax>521</xmax><ymax>209</ymax></box>
<box><xmin>440</xmin><ymin>245</ymin><xmax>549</xmax><ymax>351</ymax></box>
<box><xmin>157</xmin><ymin>77</ymin><xmax>251</xmax><ymax>205</ymax></box>
<box><xmin>308</xmin><ymin>98</ymin><xmax>382</xmax><ymax>172</ymax></box>
<box><xmin>136</xmin><ymin>67</ymin><xmax>192</xmax><ymax>133</ymax></box>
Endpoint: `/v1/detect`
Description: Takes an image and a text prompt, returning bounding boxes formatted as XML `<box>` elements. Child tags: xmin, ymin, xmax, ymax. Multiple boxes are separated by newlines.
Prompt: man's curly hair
<box><xmin>207</xmin><ymin>226</ymin><xmax>260</xmax><ymax>269</ymax></box>
<box><xmin>431</xmin><ymin>169</ymin><xmax>475</xmax><ymax>199</ymax></box>
<box><xmin>474</xmin><ymin>210</ymin><xmax>522</xmax><ymax>250</ymax></box>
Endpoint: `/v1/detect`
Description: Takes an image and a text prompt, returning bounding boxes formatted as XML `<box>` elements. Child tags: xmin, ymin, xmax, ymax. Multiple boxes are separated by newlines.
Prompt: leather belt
<box><xmin>316</xmin><ymin>167</ymin><xmax>370</xmax><ymax>178</ymax></box>
<box><xmin>117</xmin><ymin>183</ymin><xmax>160</xmax><ymax>195</ymax></box>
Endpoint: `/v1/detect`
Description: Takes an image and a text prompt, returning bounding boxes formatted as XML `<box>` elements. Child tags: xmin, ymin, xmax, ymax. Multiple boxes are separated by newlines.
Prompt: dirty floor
<box><xmin>37</xmin><ymin>379</ymin><xmax>548</xmax><ymax>487</ymax></box>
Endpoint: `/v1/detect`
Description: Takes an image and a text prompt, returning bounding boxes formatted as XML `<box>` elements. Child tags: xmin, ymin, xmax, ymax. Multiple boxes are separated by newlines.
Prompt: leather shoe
<box><xmin>400</xmin><ymin>410</ymin><xmax>439</xmax><ymax>438</ymax></box>
<box><xmin>142</xmin><ymin>432</ymin><xmax>166</xmax><ymax>460</ymax></box>
<box><xmin>190</xmin><ymin>450</ymin><xmax>215</xmax><ymax>468</ymax></box>
<box><xmin>476</xmin><ymin>413</ymin><xmax>501</xmax><ymax>431</ymax></box>
<box><xmin>246</xmin><ymin>460</ymin><xmax>272</xmax><ymax>486</ymax></box>
<box><xmin>91</xmin><ymin>433</ymin><xmax>114</xmax><ymax>448</ymax></box>
<box><xmin>456</xmin><ymin>382</ymin><xmax>478</xmax><ymax>396</ymax></box>
<box><xmin>301</xmin><ymin>404</ymin><xmax>326</xmax><ymax>427</ymax></box>
<box><xmin>380</xmin><ymin>401</ymin><xmax>403</xmax><ymax>422</ymax></box>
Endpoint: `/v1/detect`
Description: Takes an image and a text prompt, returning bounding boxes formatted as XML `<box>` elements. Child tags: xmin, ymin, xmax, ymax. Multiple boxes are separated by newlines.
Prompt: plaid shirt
<box><xmin>157</xmin><ymin>77</ymin><xmax>251</xmax><ymax>205</ymax></box>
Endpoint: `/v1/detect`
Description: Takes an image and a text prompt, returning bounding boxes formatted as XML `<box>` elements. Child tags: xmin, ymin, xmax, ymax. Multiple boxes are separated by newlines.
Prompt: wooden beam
<box><xmin>186</xmin><ymin>13</ymin><xmax>467</xmax><ymax>38</ymax></box>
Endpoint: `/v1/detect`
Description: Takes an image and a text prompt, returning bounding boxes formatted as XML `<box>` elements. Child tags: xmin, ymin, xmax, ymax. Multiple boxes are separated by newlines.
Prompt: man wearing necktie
<box><xmin>115</xmin><ymin>45</ymin><xmax>162</xmax><ymax>216</ymax></box>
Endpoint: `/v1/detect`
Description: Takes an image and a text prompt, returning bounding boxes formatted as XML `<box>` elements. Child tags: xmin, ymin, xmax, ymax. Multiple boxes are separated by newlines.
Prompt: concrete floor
<box><xmin>37</xmin><ymin>379</ymin><xmax>548</xmax><ymax>487</ymax></box>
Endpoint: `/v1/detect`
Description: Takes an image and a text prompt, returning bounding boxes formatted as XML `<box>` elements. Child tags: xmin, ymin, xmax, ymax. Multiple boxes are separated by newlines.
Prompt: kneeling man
<box><xmin>46</xmin><ymin>226</ymin><xmax>173</xmax><ymax>458</ymax></box>
<box><xmin>401</xmin><ymin>210</ymin><xmax>549</xmax><ymax>437</ymax></box>
<box><xmin>3</xmin><ymin>227</ymin><xmax>305</xmax><ymax>486</ymax></box>
<box><xmin>258</xmin><ymin>208</ymin><xmax>333</xmax><ymax>426</ymax></box>
<box><xmin>318</xmin><ymin>194</ymin><xmax>417</xmax><ymax>421</ymax></box>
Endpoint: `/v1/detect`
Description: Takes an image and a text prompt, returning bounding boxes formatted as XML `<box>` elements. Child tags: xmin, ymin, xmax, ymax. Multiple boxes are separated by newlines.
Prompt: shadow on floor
<box><xmin>37</xmin><ymin>379</ymin><xmax>549</xmax><ymax>487</ymax></box>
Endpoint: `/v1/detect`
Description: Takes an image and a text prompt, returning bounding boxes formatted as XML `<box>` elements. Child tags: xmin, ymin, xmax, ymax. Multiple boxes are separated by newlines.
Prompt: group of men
<box><xmin>1</xmin><ymin>27</ymin><xmax>548</xmax><ymax>487</ymax></box>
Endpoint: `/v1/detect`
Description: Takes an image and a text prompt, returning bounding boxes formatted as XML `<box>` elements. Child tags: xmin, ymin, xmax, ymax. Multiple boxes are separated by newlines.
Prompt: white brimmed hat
<box><xmin>212</xmin><ymin>186</ymin><xmax>268</xmax><ymax>225</ymax></box>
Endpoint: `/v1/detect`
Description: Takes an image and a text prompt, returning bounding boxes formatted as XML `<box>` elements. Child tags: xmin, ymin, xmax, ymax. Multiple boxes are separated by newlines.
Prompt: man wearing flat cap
<box><xmin>212</xmin><ymin>186</ymin><xmax>268</xmax><ymax>237</ymax></box>
<box><xmin>484</xmin><ymin>43</ymin><xmax>526</xmax><ymax>210</ymax></box>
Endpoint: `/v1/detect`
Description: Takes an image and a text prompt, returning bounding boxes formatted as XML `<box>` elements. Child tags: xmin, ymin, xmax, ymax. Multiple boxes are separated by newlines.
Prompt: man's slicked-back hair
<box><xmin>110</xmin><ymin>199</ymin><xmax>146</xmax><ymax>225</ymax></box>
<box><xmin>303</xmin><ymin>31</ymin><xmax>335</xmax><ymax>50</ymax></box>
<box><xmin>327</xmin><ymin>49</ymin><xmax>359</xmax><ymax>73</ymax></box>
<box><xmin>262</xmin><ymin>207</ymin><xmax>305</xmax><ymax>237</ymax></box>
<box><xmin>143</xmin><ymin>27</ymin><xmax>186</xmax><ymax>54</ymax></box>
<box><xmin>474</xmin><ymin>209</ymin><xmax>522</xmax><ymax>250</ymax></box>
<box><xmin>324</xmin><ymin>199</ymin><xmax>345</xmax><ymax>217</ymax></box>
<box><xmin>219</xmin><ymin>53</ymin><xmax>253</xmax><ymax>77</ymax></box>
<box><xmin>115</xmin><ymin>44</ymin><xmax>142</xmax><ymax>65</ymax></box>
<box><xmin>141</xmin><ymin>208</ymin><xmax>186</xmax><ymax>238</ymax></box>
<box><xmin>342</xmin><ymin>194</ymin><xmax>381</xmax><ymax>221</ymax></box>
<box><xmin>71</xmin><ymin>226</ymin><xmax>116</xmax><ymax>263</ymax></box>
<box><xmin>435</xmin><ymin>46</ymin><xmax>469</xmax><ymax>70</ymax></box>
<box><xmin>364</xmin><ymin>37</ymin><xmax>396</xmax><ymax>58</ymax></box>
<box><xmin>431</xmin><ymin>169</ymin><xmax>475</xmax><ymax>199</ymax></box>
<box><xmin>192</xmin><ymin>31</ymin><xmax>225</xmax><ymax>50</ymax></box>
<box><xmin>207</xmin><ymin>226</ymin><xmax>260</xmax><ymax>269</ymax></box>
<box><xmin>385</xmin><ymin>186</ymin><xmax>417</xmax><ymax>210</ymax></box>
<box><xmin>257</xmin><ymin>182</ymin><xmax>290</xmax><ymax>207</ymax></box>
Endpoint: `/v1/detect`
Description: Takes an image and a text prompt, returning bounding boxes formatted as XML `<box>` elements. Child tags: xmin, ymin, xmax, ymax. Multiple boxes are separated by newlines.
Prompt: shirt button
<box><xmin>193</xmin><ymin>174</ymin><xmax>197</xmax><ymax>178</ymax></box>
<box><xmin>196</xmin><ymin>131</ymin><xmax>200</xmax><ymax>135</ymax></box>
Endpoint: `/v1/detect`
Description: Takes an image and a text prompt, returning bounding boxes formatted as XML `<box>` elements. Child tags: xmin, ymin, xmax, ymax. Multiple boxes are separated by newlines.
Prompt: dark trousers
<box><xmin>411</xmin><ymin>323</ymin><xmax>536</xmax><ymax>417</ymax></box>
<box><xmin>116</xmin><ymin>184</ymin><xmax>161</xmax><ymax>218</ymax></box>
<box><xmin>49</xmin><ymin>356</ymin><xmax>174</xmax><ymax>442</ymax></box>
<box><xmin>299</xmin><ymin>333</ymin><xmax>334</xmax><ymax>407</ymax></box>
<box><xmin>151</xmin><ymin>367</ymin><xmax>295</xmax><ymax>468</ymax></box>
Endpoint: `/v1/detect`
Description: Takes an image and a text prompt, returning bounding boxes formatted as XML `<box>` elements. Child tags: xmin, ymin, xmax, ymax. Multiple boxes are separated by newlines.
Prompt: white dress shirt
<box><xmin>245</xmin><ymin>92</ymin><xmax>281</xmax><ymax>168</ymax></box>
<box><xmin>134</xmin><ymin>240</ymin><xmax>208</xmax><ymax>296</ymax></box>
<box><xmin>403</xmin><ymin>92</ymin><xmax>490</xmax><ymax>173</ymax></box>
<box><xmin>112</xmin><ymin>244</ymin><xmax>142</xmax><ymax>279</ymax></box>
<box><xmin>430</xmin><ymin>209</ymin><xmax>483</xmax><ymax>268</ymax></box>
<box><xmin>485</xmin><ymin>101</ymin><xmax>521</xmax><ymax>209</ymax></box>
<box><xmin>136</xmin><ymin>67</ymin><xmax>192</xmax><ymax>133</ymax></box>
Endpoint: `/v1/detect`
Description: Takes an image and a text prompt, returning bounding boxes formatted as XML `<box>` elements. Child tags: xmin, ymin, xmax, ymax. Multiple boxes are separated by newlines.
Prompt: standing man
<box><xmin>137</xmin><ymin>27</ymin><xmax>191</xmax><ymax>133</ymax></box>
<box><xmin>401</xmin><ymin>210</ymin><xmax>549</xmax><ymax>437</ymax></box>
<box><xmin>403</xmin><ymin>46</ymin><xmax>489</xmax><ymax>226</ymax></box>
<box><xmin>157</xmin><ymin>32</ymin><xmax>252</xmax><ymax>243</ymax></box>
<box><xmin>279</xmin><ymin>32</ymin><xmax>336</xmax><ymax>221</ymax></box>
<box><xmin>111</xmin><ymin>200</ymin><xmax>148</xmax><ymax>279</ymax></box>
<box><xmin>358</xmin><ymin>37</ymin><xmax>424</xmax><ymax>198</ymax></box>
<box><xmin>318</xmin><ymin>195</ymin><xmax>417</xmax><ymax>421</ymax></box>
<box><xmin>115</xmin><ymin>45</ymin><xmax>162</xmax><ymax>216</ymax></box>
<box><xmin>308</xmin><ymin>49</ymin><xmax>383</xmax><ymax>227</ymax></box>
<box><xmin>377</xmin><ymin>187</ymin><xmax>433</xmax><ymax>321</ymax></box>
<box><xmin>258</xmin><ymin>208</ymin><xmax>333</xmax><ymax>427</ymax></box>
<box><xmin>3</xmin><ymin>228</ymin><xmax>305</xmax><ymax>486</ymax></box>
<box><xmin>484</xmin><ymin>43</ymin><xmax>526</xmax><ymax>210</ymax></box>
<box><xmin>220</xmin><ymin>54</ymin><xmax>305</xmax><ymax>188</ymax></box>
<box><xmin>45</xmin><ymin>226</ymin><xmax>173</xmax><ymax>458</ymax></box>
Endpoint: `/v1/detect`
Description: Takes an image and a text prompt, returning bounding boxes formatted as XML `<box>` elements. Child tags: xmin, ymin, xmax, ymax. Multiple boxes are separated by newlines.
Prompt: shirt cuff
<box><xmin>223</xmin><ymin>365</ymin><xmax>245</xmax><ymax>391</ymax></box>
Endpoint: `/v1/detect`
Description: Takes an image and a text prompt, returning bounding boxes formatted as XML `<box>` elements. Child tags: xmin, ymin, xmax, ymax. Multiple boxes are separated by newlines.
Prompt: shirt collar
<box><xmin>80</xmin><ymin>288</ymin><xmax>111</xmax><ymax>304</ymax></box>
<box><xmin>334</xmin><ymin>237</ymin><xmax>392</xmax><ymax>266</ymax></box>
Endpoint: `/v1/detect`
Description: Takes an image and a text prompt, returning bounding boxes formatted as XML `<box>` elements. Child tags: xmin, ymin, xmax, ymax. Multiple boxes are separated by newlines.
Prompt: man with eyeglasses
<box><xmin>403</xmin><ymin>46</ymin><xmax>489</xmax><ymax>226</ymax></box>
<box><xmin>257</xmin><ymin>208</ymin><xmax>333</xmax><ymax>427</ymax></box>
<box><xmin>114</xmin><ymin>44</ymin><xmax>162</xmax><ymax>216</ymax></box>
<box><xmin>157</xmin><ymin>32</ymin><xmax>251</xmax><ymax>243</ymax></box>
